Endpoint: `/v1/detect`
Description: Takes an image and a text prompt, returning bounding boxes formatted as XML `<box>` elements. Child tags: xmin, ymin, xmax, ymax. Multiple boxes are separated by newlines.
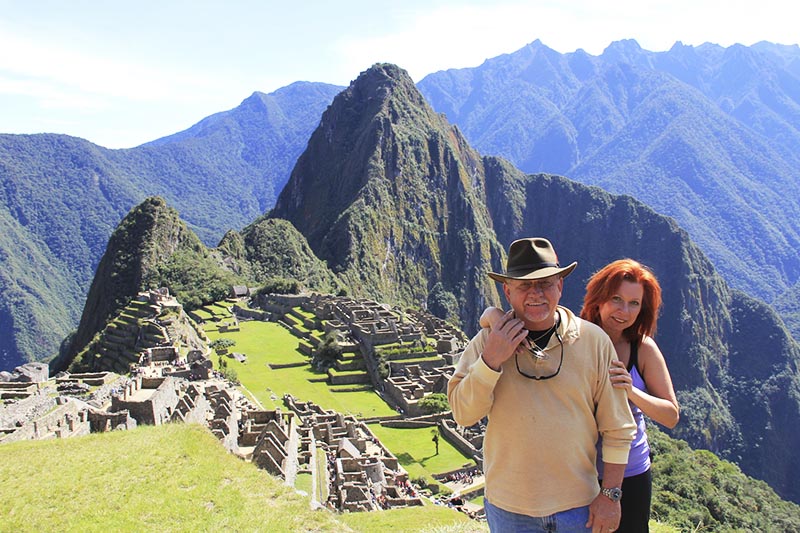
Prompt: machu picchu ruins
<box><xmin>0</xmin><ymin>287</ymin><xmax>487</xmax><ymax>519</ymax></box>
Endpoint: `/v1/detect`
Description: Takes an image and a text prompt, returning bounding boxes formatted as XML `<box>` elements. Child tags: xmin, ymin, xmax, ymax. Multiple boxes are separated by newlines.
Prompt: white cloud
<box><xmin>0</xmin><ymin>76</ymin><xmax>109</xmax><ymax>111</ymax></box>
<box><xmin>334</xmin><ymin>4</ymin><xmax>546</xmax><ymax>81</ymax></box>
<box><xmin>0</xmin><ymin>24</ymin><xmax>242</xmax><ymax>106</ymax></box>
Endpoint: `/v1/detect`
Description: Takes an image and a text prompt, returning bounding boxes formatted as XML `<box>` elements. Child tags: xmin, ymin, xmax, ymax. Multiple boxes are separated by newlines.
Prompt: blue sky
<box><xmin>1</xmin><ymin>0</ymin><xmax>796</xmax><ymax>149</ymax></box>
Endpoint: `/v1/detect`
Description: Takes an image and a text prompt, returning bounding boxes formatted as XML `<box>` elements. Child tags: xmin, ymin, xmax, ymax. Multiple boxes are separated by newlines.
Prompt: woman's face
<box><xmin>598</xmin><ymin>280</ymin><xmax>643</xmax><ymax>338</ymax></box>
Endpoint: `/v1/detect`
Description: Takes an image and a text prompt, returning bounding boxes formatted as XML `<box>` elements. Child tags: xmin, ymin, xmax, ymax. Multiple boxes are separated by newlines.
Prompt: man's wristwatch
<box><xmin>600</xmin><ymin>487</ymin><xmax>622</xmax><ymax>502</ymax></box>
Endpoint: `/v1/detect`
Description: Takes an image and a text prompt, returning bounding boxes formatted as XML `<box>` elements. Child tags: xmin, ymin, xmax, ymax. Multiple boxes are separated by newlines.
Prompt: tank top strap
<box><xmin>628</xmin><ymin>339</ymin><xmax>640</xmax><ymax>373</ymax></box>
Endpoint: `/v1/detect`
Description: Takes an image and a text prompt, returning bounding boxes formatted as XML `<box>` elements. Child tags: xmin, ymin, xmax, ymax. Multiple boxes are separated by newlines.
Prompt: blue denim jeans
<box><xmin>484</xmin><ymin>498</ymin><xmax>591</xmax><ymax>532</ymax></box>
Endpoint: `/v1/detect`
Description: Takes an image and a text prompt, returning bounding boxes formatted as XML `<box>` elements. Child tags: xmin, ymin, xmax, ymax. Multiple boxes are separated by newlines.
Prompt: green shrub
<box><xmin>418</xmin><ymin>393</ymin><xmax>450</xmax><ymax>414</ymax></box>
<box><xmin>220</xmin><ymin>367</ymin><xmax>239</xmax><ymax>384</ymax></box>
<box><xmin>210</xmin><ymin>338</ymin><xmax>235</xmax><ymax>356</ymax></box>
<box><xmin>312</xmin><ymin>330</ymin><xmax>342</xmax><ymax>371</ymax></box>
<box><xmin>376</xmin><ymin>353</ymin><xmax>390</xmax><ymax>379</ymax></box>
<box><xmin>257</xmin><ymin>277</ymin><xmax>300</xmax><ymax>295</ymax></box>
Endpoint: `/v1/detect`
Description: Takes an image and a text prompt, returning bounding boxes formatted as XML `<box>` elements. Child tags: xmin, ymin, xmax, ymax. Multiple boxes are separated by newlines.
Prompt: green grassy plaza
<box><xmin>204</xmin><ymin>313</ymin><xmax>395</xmax><ymax>417</ymax></box>
<box><xmin>200</xmin><ymin>302</ymin><xmax>477</xmax><ymax>487</ymax></box>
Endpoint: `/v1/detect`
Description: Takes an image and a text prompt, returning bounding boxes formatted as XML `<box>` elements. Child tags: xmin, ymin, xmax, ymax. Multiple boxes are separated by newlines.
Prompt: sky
<box><xmin>1</xmin><ymin>0</ymin><xmax>797</xmax><ymax>149</ymax></box>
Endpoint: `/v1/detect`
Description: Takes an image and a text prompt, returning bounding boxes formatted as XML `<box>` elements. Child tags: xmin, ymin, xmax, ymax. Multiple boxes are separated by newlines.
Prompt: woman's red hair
<box><xmin>580</xmin><ymin>259</ymin><xmax>662</xmax><ymax>342</ymax></box>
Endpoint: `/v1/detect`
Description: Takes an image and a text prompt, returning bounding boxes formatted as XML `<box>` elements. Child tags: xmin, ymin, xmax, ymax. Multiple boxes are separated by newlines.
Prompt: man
<box><xmin>448</xmin><ymin>238</ymin><xmax>635</xmax><ymax>533</ymax></box>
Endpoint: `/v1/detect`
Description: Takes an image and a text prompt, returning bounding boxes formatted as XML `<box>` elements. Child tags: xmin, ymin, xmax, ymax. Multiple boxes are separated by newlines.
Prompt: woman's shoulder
<box><xmin>638</xmin><ymin>335</ymin><xmax>667</xmax><ymax>365</ymax></box>
<box><xmin>640</xmin><ymin>335</ymin><xmax>661</xmax><ymax>349</ymax></box>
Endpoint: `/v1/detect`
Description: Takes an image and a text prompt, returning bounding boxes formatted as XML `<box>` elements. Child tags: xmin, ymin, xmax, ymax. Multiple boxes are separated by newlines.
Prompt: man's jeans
<box><xmin>484</xmin><ymin>498</ymin><xmax>591</xmax><ymax>532</ymax></box>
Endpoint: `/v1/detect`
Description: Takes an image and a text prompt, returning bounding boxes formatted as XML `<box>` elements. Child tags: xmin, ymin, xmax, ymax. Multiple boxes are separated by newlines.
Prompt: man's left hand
<box><xmin>586</xmin><ymin>494</ymin><xmax>620</xmax><ymax>533</ymax></box>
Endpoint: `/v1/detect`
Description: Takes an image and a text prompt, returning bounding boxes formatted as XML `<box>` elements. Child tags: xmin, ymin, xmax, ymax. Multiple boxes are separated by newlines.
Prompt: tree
<box><xmin>210</xmin><ymin>338</ymin><xmax>235</xmax><ymax>356</ymax></box>
<box><xmin>418</xmin><ymin>393</ymin><xmax>450</xmax><ymax>414</ymax></box>
<box><xmin>311</xmin><ymin>330</ymin><xmax>342</xmax><ymax>371</ymax></box>
<box><xmin>431</xmin><ymin>428</ymin><xmax>440</xmax><ymax>455</ymax></box>
<box><xmin>257</xmin><ymin>277</ymin><xmax>300</xmax><ymax>295</ymax></box>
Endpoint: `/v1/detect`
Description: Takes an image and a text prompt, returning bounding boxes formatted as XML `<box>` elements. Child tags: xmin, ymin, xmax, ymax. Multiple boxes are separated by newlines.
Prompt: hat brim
<box><xmin>488</xmin><ymin>262</ymin><xmax>577</xmax><ymax>283</ymax></box>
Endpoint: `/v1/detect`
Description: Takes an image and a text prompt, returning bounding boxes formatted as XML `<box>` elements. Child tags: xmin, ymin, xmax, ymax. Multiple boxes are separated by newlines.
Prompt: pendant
<box><xmin>524</xmin><ymin>339</ymin><xmax>549</xmax><ymax>360</ymax></box>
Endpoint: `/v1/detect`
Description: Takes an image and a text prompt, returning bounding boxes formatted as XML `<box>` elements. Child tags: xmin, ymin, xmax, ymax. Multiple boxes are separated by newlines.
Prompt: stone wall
<box><xmin>232</xmin><ymin>306</ymin><xmax>269</xmax><ymax>321</ymax></box>
<box><xmin>0</xmin><ymin>397</ymin><xmax>90</xmax><ymax>443</ymax></box>
<box><xmin>170</xmin><ymin>383</ymin><xmax>210</xmax><ymax>425</ymax></box>
<box><xmin>253</xmin><ymin>293</ymin><xmax>311</xmax><ymax>316</ymax></box>
<box><xmin>440</xmin><ymin>419</ymin><xmax>483</xmax><ymax>467</ymax></box>
<box><xmin>58</xmin><ymin>372</ymin><xmax>117</xmax><ymax>387</ymax></box>
<box><xmin>146</xmin><ymin>346</ymin><xmax>177</xmax><ymax>363</ymax></box>
<box><xmin>111</xmin><ymin>377</ymin><xmax>180</xmax><ymax>426</ymax></box>
<box><xmin>88</xmin><ymin>409</ymin><xmax>137</xmax><ymax>432</ymax></box>
<box><xmin>0</xmin><ymin>389</ymin><xmax>55</xmax><ymax>428</ymax></box>
<box><xmin>0</xmin><ymin>382</ymin><xmax>39</xmax><ymax>400</ymax></box>
<box><xmin>208</xmin><ymin>387</ymin><xmax>240</xmax><ymax>453</ymax></box>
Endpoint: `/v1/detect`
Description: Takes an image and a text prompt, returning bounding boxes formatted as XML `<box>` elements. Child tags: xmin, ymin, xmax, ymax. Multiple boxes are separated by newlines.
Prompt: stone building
<box><xmin>111</xmin><ymin>376</ymin><xmax>180</xmax><ymax>426</ymax></box>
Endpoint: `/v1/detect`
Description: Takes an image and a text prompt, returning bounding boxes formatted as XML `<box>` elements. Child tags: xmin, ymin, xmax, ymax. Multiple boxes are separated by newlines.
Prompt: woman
<box><xmin>480</xmin><ymin>258</ymin><xmax>679</xmax><ymax>532</ymax></box>
<box><xmin>581</xmin><ymin>259</ymin><xmax>680</xmax><ymax>532</ymax></box>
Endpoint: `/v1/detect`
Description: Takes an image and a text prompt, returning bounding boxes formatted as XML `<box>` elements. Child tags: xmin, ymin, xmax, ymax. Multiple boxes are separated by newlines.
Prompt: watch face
<box><xmin>602</xmin><ymin>487</ymin><xmax>622</xmax><ymax>502</ymax></box>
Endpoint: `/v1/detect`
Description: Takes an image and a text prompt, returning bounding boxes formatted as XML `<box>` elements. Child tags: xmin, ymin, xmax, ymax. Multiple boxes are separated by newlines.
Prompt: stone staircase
<box><xmin>87</xmin><ymin>299</ymin><xmax>171</xmax><ymax>373</ymax></box>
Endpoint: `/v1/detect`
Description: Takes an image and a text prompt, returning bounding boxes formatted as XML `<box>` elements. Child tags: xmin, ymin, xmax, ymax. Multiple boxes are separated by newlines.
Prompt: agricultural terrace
<box><xmin>197</xmin><ymin>300</ymin><xmax>477</xmax><ymax>494</ymax></box>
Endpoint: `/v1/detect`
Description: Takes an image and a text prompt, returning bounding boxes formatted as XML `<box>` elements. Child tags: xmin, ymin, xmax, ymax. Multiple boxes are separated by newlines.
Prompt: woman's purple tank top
<box><xmin>597</xmin><ymin>340</ymin><xmax>651</xmax><ymax>478</ymax></box>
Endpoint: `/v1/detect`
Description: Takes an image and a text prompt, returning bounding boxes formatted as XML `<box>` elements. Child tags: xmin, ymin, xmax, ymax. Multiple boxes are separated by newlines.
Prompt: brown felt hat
<box><xmin>488</xmin><ymin>238</ymin><xmax>577</xmax><ymax>283</ymax></box>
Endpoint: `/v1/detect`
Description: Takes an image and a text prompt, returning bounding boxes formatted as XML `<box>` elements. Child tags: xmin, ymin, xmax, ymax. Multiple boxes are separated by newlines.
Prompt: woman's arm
<box><xmin>630</xmin><ymin>336</ymin><xmax>680</xmax><ymax>428</ymax></box>
<box><xmin>479</xmin><ymin>306</ymin><xmax>505</xmax><ymax>329</ymax></box>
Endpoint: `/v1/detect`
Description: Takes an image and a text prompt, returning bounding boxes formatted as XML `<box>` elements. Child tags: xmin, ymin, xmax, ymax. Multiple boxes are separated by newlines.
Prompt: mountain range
<box><xmin>4</xmin><ymin>40</ymin><xmax>800</xmax><ymax>373</ymax></box>
<box><xmin>48</xmin><ymin>62</ymin><xmax>800</xmax><ymax>504</ymax></box>
<box><xmin>417</xmin><ymin>38</ymin><xmax>800</xmax><ymax>311</ymax></box>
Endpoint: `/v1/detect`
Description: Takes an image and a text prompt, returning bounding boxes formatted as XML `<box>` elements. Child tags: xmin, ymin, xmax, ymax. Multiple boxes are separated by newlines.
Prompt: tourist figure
<box><xmin>581</xmin><ymin>259</ymin><xmax>680</xmax><ymax>532</ymax></box>
<box><xmin>449</xmin><ymin>237</ymin><xmax>635</xmax><ymax>533</ymax></box>
<box><xmin>481</xmin><ymin>257</ymin><xmax>680</xmax><ymax>532</ymax></box>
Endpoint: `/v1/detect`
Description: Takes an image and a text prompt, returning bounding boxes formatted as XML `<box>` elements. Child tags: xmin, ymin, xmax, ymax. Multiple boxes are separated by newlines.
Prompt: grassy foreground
<box><xmin>0</xmin><ymin>423</ymin><xmax>479</xmax><ymax>532</ymax></box>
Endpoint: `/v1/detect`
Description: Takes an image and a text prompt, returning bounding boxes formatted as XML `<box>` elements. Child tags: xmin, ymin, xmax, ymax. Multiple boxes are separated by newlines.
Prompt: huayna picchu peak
<box><xmin>270</xmin><ymin>63</ymin><xmax>506</xmax><ymax>329</ymax></box>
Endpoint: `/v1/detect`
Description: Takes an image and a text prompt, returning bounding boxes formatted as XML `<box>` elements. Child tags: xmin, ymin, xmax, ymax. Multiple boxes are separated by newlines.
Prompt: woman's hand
<box><xmin>608</xmin><ymin>359</ymin><xmax>633</xmax><ymax>398</ymax></box>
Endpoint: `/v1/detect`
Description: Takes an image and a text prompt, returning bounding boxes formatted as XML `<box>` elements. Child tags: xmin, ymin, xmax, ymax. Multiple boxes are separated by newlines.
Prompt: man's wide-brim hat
<box><xmin>488</xmin><ymin>237</ymin><xmax>577</xmax><ymax>283</ymax></box>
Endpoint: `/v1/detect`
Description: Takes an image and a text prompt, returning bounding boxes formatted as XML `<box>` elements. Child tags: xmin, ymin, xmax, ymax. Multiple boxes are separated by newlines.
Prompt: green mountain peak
<box><xmin>55</xmin><ymin>197</ymin><xmax>238</xmax><ymax>371</ymax></box>
<box><xmin>270</xmin><ymin>63</ymin><xmax>505</xmax><ymax>327</ymax></box>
